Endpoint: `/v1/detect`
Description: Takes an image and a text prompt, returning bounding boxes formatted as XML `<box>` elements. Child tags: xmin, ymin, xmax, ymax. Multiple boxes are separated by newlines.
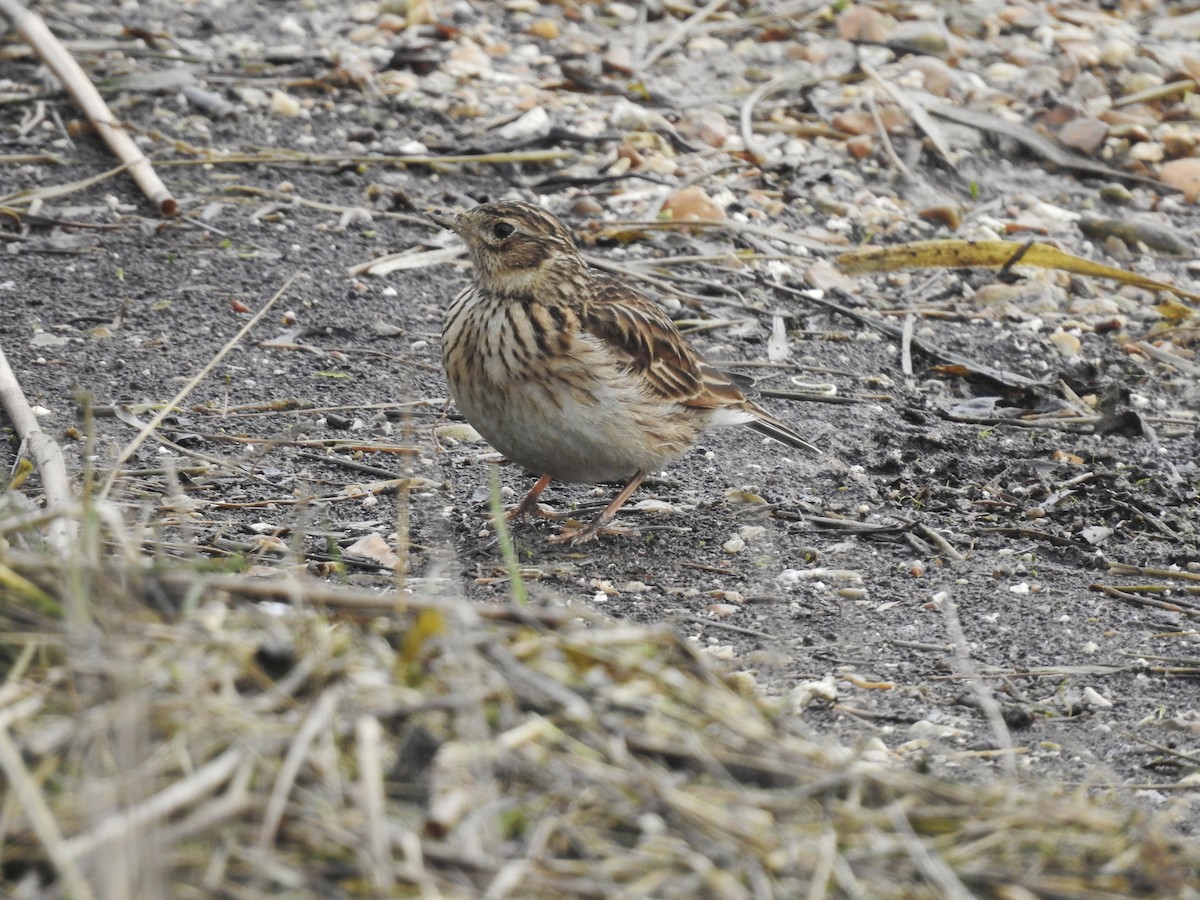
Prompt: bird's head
<box><xmin>429</xmin><ymin>201</ymin><xmax>586</xmax><ymax>296</ymax></box>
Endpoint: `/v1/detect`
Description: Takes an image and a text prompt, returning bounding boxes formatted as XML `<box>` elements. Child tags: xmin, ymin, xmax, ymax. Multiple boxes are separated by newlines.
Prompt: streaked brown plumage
<box><xmin>433</xmin><ymin>200</ymin><xmax>816</xmax><ymax>544</ymax></box>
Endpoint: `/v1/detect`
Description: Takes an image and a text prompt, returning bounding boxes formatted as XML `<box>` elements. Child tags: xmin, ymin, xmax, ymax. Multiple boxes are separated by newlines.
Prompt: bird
<box><xmin>431</xmin><ymin>199</ymin><xmax>817</xmax><ymax>544</ymax></box>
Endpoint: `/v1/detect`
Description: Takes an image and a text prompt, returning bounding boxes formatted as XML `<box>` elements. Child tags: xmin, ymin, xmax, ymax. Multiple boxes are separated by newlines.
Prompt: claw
<box><xmin>545</xmin><ymin>469</ymin><xmax>648</xmax><ymax>544</ymax></box>
<box><xmin>507</xmin><ymin>502</ymin><xmax>563</xmax><ymax>522</ymax></box>
<box><xmin>548</xmin><ymin>522</ymin><xmax>638</xmax><ymax>545</ymax></box>
<box><xmin>502</xmin><ymin>470</ymin><xmax>649</xmax><ymax>544</ymax></box>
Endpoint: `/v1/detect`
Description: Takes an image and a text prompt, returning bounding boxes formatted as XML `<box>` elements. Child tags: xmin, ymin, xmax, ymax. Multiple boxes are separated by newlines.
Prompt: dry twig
<box><xmin>98</xmin><ymin>274</ymin><xmax>296</xmax><ymax>500</ymax></box>
<box><xmin>0</xmin><ymin>0</ymin><xmax>176</xmax><ymax>215</ymax></box>
<box><xmin>0</xmin><ymin>340</ymin><xmax>74</xmax><ymax>553</ymax></box>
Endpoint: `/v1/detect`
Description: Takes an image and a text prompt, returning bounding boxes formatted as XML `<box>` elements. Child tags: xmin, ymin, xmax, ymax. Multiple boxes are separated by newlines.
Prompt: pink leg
<box><xmin>548</xmin><ymin>470</ymin><xmax>647</xmax><ymax>545</ymax></box>
<box><xmin>507</xmin><ymin>473</ymin><xmax>554</xmax><ymax>521</ymax></box>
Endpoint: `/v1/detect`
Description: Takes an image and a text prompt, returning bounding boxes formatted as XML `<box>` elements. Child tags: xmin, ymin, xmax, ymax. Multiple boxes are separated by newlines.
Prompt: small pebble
<box><xmin>1128</xmin><ymin>141</ymin><xmax>1164</xmax><ymax>163</ymax></box>
<box><xmin>1048</xmin><ymin>331</ymin><xmax>1081</xmax><ymax>356</ymax></box>
<box><xmin>1099</xmin><ymin>38</ymin><xmax>1135</xmax><ymax>67</ymax></box>
<box><xmin>1058</xmin><ymin>117</ymin><xmax>1108</xmax><ymax>155</ymax></box>
<box><xmin>918</xmin><ymin>204</ymin><xmax>961</xmax><ymax>230</ymax></box>
<box><xmin>527</xmin><ymin>18</ymin><xmax>559</xmax><ymax>40</ymax></box>
<box><xmin>1159</xmin><ymin>158</ymin><xmax>1200</xmax><ymax>201</ymax></box>
<box><xmin>434</xmin><ymin>423</ymin><xmax>484</xmax><ymax>443</ymax></box>
<box><xmin>662</xmin><ymin>185</ymin><xmax>726</xmax><ymax>222</ymax></box>
<box><xmin>1099</xmin><ymin>182</ymin><xmax>1134</xmax><ymax>203</ymax></box>
<box><xmin>738</xmin><ymin>525</ymin><xmax>767</xmax><ymax>543</ymax></box>
<box><xmin>269</xmin><ymin>90</ymin><xmax>302</xmax><ymax>117</ymax></box>
<box><xmin>572</xmin><ymin>197</ymin><xmax>604</xmax><ymax>216</ymax></box>
<box><xmin>845</xmin><ymin>134</ymin><xmax>874</xmax><ymax>160</ymax></box>
<box><xmin>607</xmin><ymin>3</ymin><xmax>638</xmax><ymax>24</ymax></box>
<box><xmin>602</xmin><ymin>45</ymin><xmax>634</xmax><ymax>76</ymax></box>
<box><xmin>890</xmin><ymin>21</ymin><xmax>950</xmax><ymax>57</ymax></box>
<box><xmin>1082</xmin><ymin>686</ymin><xmax>1113</xmax><ymax>709</ymax></box>
<box><xmin>904</xmin><ymin>56</ymin><xmax>956</xmax><ymax>96</ymax></box>
<box><xmin>789</xmin><ymin>677</ymin><xmax>839</xmax><ymax>711</ymax></box>
<box><xmin>836</xmin><ymin>5</ymin><xmax>893</xmax><ymax>42</ymax></box>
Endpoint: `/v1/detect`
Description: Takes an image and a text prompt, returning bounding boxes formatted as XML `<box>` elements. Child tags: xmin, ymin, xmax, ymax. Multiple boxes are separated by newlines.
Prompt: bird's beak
<box><xmin>424</xmin><ymin>208</ymin><xmax>460</xmax><ymax>232</ymax></box>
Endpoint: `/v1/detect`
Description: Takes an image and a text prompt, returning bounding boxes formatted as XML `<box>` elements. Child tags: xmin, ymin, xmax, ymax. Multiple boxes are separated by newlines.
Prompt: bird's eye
<box><xmin>492</xmin><ymin>222</ymin><xmax>515</xmax><ymax>239</ymax></box>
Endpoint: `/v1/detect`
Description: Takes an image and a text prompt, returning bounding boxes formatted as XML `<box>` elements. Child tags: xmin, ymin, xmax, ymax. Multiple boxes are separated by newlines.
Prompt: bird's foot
<box><xmin>547</xmin><ymin>517</ymin><xmax>638</xmax><ymax>545</ymax></box>
<box><xmin>504</xmin><ymin>473</ymin><xmax>555</xmax><ymax>523</ymax></box>
<box><xmin>546</xmin><ymin>470</ymin><xmax>648</xmax><ymax>544</ymax></box>
<box><xmin>505</xmin><ymin>501</ymin><xmax>563</xmax><ymax>522</ymax></box>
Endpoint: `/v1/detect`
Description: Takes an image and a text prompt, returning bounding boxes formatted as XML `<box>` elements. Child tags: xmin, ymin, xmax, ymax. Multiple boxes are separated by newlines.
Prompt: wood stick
<box><xmin>0</xmin><ymin>0</ymin><xmax>177</xmax><ymax>215</ymax></box>
<box><xmin>0</xmin><ymin>341</ymin><xmax>74</xmax><ymax>552</ymax></box>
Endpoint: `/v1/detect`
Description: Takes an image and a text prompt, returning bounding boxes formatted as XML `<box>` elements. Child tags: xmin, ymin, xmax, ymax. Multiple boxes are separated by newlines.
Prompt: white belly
<box><xmin>453</xmin><ymin>367</ymin><xmax>681</xmax><ymax>483</ymax></box>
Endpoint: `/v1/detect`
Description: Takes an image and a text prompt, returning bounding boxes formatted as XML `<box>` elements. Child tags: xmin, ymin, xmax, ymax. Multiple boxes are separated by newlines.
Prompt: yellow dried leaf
<box><xmin>1154</xmin><ymin>297</ymin><xmax>1196</xmax><ymax>325</ymax></box>
<box><xmin>400</xmin><ymin>608</ymin><xmax>446</xmax><ymax>676</ymax></box>
<box><xmin>837</xmin><ymin>239</ymin><xmax>1200</xmax><ymax>304</ymax></box>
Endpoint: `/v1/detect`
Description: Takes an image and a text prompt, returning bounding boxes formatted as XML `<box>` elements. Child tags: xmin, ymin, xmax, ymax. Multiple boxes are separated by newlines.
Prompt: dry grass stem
<box><xmin>98</xmin><ymin>274</ymin><xmax>296</xmax><ymax>501</ymax></box>
<box><xmin>0</xmin><ymin>341</ymin><xmax>74</xmax><ymax>553</ymax></box>
<box><xmin>3</xmin><ymin>540</ymin><xmax>1196</xmax><ymax>895</ymax></box>
<box><xmin>0</xmin><ymin>725</ymin><xmax>95</xmax><ymax>899</ymax></box>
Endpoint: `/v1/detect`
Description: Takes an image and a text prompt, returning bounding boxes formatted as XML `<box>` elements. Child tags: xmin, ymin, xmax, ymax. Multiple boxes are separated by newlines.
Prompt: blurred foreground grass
<box><xmin>0</xmin><ymin>508</ymin><xmax>1197</xmax><ymax>899</ymax></box>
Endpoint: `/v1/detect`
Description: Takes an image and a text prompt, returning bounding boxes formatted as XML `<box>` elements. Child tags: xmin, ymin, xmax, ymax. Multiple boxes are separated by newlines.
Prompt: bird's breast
<box><xmin>441</xmin><ymin>294</ymin><xmax>699</xmax><ymax>482</ymax></box>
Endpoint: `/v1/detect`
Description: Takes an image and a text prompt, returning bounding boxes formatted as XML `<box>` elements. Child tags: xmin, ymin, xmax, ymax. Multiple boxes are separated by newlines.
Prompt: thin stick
<box><xmin>1107</xmin><ymin>562</ymin><xmax>1200</xmax><ymax>582</ymax></box>
<box><xmin>489</xmin><ymin>467</ymin><xmax>528</xmax><ymax>606</ymax></box>
<box><xmin>97</xmin><ymin>273</ymin><xmax>295</xmax><ymax>500</ymax></box>
<box><xmin>739</xmin><ymin>68</ymin><xmax>816</xmax><ymax>165</ymax></box>
<box><xmin>0</xmin><ymin>340</ymin><xmax>74</xmax><ymax>553</ymax></box>
<box><xmin>867</xmin><ymin>88</ymin><xmax>910</xmax><ymax>176</ymax></box>
<box><xmin>0</xmin><ymin>0</ymin><xmax>176</xmax><ymax>215</ymax></box>
<box><xmin>861</xmin><ymin>58</ymin><xmax>954</xmax><ymax>167</ymax></box>
<box><xmin>940</xmin><ymin>591</ymin><xmax>1017</xmax><ymax>777</ymax></box>
<box><xmin>641</xmin><ymin>0</ymin><xmax>730</xmax><ymax>69</ymax></box>
<box><xmin>0</xmin><ymin>725</ymin><xmax>95</xmax><ymax>900</ymax></box>
<box><xmin>914</xmin><ymin>523</ymin><xmax>964</xmax><ymax>562</ymax></box>
<box><xmin>356</xmin><ymin>715</ymin><xmax>393</xmax><ymax>891</ymax></box>
<box><xmin>1132</xmin><ymin>339</ymin><xmax>1200</xmax><ymax>377</ymax></box>
<box><xmin>887</xmin><ymin>801</ymin><xmax>974</xmax><ymax>900</ymax></box>
<box><xmin>259</xmin><ymin>687</ymin><xmax>339</xmax><ymax>851</ymax></box>
<box><xmin>0</xmin><ymin>161</ymin><xmax>133</xmax><ymax>208</ymax></box>
<box><xmin>159</xmin><ymin>149</ymin><xmax>573</xmax><ymax>167</ymax></box>
<box><xmin>900</xmin><ymin>312</ymin><xmax>915</xmax><ymax>379</ymax></box>
<box><xmin>62</xmin><ymin>747</ymin><xmax>246</xmax><ymax>862</ymax></box>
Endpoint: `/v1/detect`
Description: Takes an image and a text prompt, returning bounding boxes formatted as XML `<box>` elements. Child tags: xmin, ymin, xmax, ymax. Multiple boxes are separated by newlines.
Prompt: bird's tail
<box><xmin>747</xmin><ymin>409</ymin><xmax>820</xmax><ymax>455</ymax></box>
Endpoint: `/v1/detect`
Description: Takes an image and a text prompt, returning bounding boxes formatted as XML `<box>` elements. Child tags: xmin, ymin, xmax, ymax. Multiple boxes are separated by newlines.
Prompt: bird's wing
<box><xmin>580</xmin><ymin>277</ymin><xmax>744</xmax><ymax>410</ymax></box>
